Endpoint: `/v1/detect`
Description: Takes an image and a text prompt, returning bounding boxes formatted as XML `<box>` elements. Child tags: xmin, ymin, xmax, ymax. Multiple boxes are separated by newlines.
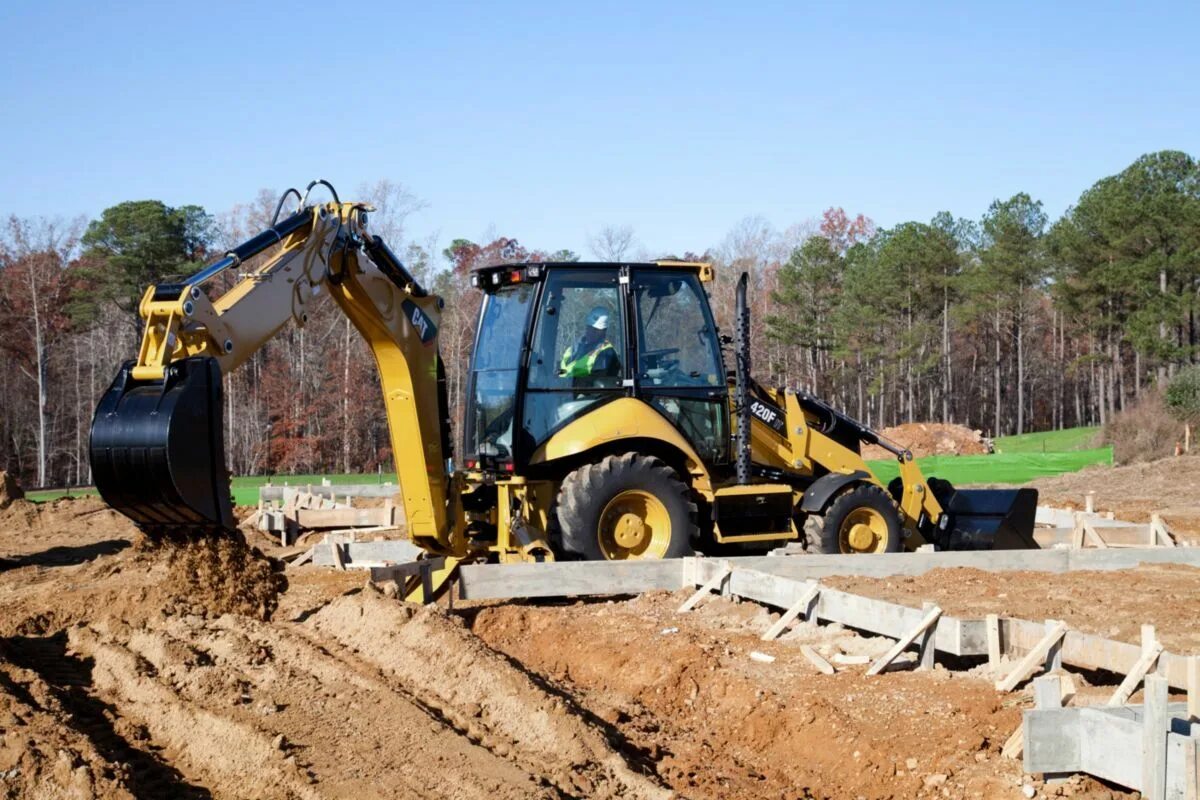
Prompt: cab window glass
<box><xmin>527</xmin><ymin>270</ymin><xmax>624</xmax><ymax>390</ymax></box>
<box><xmin>633</xmin><ymin>271</ymin><xmax>722</xmax><ymax>387</ymax></box>
<box><xmin>465</xmin><ymin>284</ymin><xmax>535</xmax><ymax>459</ymax></box>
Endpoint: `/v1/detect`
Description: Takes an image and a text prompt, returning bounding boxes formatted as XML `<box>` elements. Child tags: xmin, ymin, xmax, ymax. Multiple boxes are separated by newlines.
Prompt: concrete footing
<box><xmin>1025</xmin><ymin>680</ymin><xmax>1196</xmax><ymax>798</ymax></box>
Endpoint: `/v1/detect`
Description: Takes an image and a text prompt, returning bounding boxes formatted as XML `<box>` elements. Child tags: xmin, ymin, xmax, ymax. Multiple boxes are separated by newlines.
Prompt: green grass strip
<box><xmin>992</xmin><ymin>426</ymin><xmax>1102</xmax><ymax>454</ymax></box>
<box><xmin>867</xmin><ymin>446</ymin><xmax>1114</xmax><ymax>487</ymax></box>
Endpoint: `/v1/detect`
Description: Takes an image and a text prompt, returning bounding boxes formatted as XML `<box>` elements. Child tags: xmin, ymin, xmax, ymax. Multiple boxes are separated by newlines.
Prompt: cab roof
<box><xmin>471</xmin><ymin>259</ymin><xmax>713</xmax><ymax>285</ymax></box>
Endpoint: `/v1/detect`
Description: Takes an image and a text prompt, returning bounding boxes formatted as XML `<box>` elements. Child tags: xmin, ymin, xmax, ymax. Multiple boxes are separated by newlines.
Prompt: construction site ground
<box><xmin>1028</xmin><ymin>454</ymin><xmax>1200</xmax><ymax>540</ymax></box>
<box><xmin>3</xmin><ymin>463</ymin><xmax>1197</xmax><ymax>798</ymax></box>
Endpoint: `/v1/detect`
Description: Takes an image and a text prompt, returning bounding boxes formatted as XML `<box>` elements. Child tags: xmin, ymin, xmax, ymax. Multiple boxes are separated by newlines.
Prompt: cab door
<box><xmin>630</xmin><ymin>268</ymin><xmax>729</xmax><ymax>464</ymax></box>
<box><xmin>521</xmin><ymin>268</ymin><xmax>628</xmax><ymax>452</ymax></box>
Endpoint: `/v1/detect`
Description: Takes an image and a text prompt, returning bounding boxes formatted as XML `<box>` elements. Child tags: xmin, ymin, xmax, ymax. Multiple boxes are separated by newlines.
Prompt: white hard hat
<box><xmin>587</xmin><ymin>306</ymin><xmax>610</xmax><ymax>330</ymax></box>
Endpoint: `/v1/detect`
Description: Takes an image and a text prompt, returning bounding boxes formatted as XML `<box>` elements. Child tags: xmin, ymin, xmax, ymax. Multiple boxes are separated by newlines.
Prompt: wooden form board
<box><xmin>294</xmin><ymin>507</ymin><xmax>401</xmax><ymax>530</ymax></box>
<box><xmin>687</xmin><ymin>559</ymin><xmax>979</xmax><ymax>656</ymax></box>
<box><xmin>454</xmin><ymin>547</ymin><xmax>1200</xmax><ymax>602</ymax></box>
<box><xmin>260</xmin><ymin>483</ymin><xmax>400</xmax><ymax>501</ymax></box>
<box><xmin>1036</xmin><ymin>526</ymin><xmax>1174</xmax><ymax>549</ymax></box>
<box><xmin>1036</xmin><ymin>506</ymin><xmax>1133</xmax><ymax>528</ymax></box>
<box><xmin>1004</xmin><ymin>619</ymin><xmax>1195</xmax><ymax>693</ymax></box>
<box><xmin>692</xmin><ymin>548</ymin><xmax>1200</xmax><ymax>582</ymax></box>
<box><xmin>260</xmin><ymin>506</ymin><xmax>403</xmax><ymax>533</ymax></box>
<box><xmin>368</xmin><ymin>557</ymin><xmax>447</xmax><ymax>583</ymax></box>
<box><xmin>312</xmin><ymin>539</ymin><xmax>424</xmax><ymax>568</ymax></box>
<box><xmin>454</xmin><ymin>552</ymin><xmax>1200</xmax><ymax>694</ymax></box>
<box><xmin>457</xmin><ymin>558</ymin><xmax>686</xmax><ymax>600</ymax></box>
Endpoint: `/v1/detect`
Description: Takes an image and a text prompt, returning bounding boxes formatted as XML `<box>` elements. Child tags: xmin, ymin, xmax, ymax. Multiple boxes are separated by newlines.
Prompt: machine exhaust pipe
<box><xmin>734</xmin><ymin>272</ymin><xmax>752</xmax><ymax>485</ymax></box>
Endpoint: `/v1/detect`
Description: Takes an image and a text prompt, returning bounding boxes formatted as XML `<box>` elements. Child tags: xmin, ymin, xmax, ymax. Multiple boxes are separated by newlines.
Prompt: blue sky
<box><xmin>2</xmin><ymin>1</ymin><xmax>1197</xmax><ymax>258</ymax></box>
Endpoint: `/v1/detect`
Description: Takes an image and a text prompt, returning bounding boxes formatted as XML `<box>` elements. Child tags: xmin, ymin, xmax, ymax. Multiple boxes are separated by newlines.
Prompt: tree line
<box><xmin>1</xmin><ymin>151</ymin><xmax>1196</xmax><ymax>489</ymax></box>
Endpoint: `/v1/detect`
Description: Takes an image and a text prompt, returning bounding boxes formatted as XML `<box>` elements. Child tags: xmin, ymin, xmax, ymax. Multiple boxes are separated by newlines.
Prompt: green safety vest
<box><xmin>560</xmin><ymin>341</ymin><xmax>615</xmax><ymax>378</ymax></box>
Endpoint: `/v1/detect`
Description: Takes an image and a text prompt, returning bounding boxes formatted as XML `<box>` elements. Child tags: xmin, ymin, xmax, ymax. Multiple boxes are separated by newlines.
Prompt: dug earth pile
<box><xmin>0</xmin><ymin>472</ymin><xmax>24</xmax><ymax>510</ymax></box>
<box><xmin>0</xmin><ymin>495</ymin><xmax>1139</xmax><ymax>799</ymax></box>
<box><xmin>860</xmin><ymin>422</ymin><xmax>989</xmax><ymax>460</ymax></box>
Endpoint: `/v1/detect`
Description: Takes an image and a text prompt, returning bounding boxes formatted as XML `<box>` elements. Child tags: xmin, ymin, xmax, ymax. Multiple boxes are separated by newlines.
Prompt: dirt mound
<box><xmin>0</xmin><ymin>471</ymin><xmax>24</xmax><ymax>509</ymax></box>
<box><xmin>862</xmin><ymin>422</ymin><xmax>988</xmax><ymax>460</ymax></box>
<box><xmin>146</xmin><ymin>535</ymin><xmax>287</xmax><ymax>621</ymax></box>
<box><xmin>1030</xmin><ymin>454</ymin><xmax>1200</xmax><ymax>540</ymax></box>
<box><xmin>0</xmin><ymin>495</ymin><xmax>134</xmax><ymax>546</ymax></box>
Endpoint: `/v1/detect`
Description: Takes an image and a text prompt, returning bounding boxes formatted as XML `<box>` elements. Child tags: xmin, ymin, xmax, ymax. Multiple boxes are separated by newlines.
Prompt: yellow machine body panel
<box><xmin>529</xmin><ymin>397</ymin><xmax>709</xmax><ymax>485</ymax></box>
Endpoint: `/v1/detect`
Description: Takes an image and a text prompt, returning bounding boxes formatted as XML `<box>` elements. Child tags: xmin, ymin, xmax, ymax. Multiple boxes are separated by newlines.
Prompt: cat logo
<box><xmin>402</xmin><ymin>299</ymin><xmax>437</xmax><ymax>345</ymax></box>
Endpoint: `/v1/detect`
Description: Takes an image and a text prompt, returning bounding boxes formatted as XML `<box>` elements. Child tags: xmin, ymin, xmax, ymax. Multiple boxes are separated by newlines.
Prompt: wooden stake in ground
<box><xmin>1143</xmin><ymin>675</ymin><xmax>1169</xmax><ymax>800</ymax></box>
<box><xmin>1108</xmin><ymin>625</ymin><xmax>1163</xmax><ymax>707</ymax></box>
<box><xmin>1001</xmin><ymin>725</ymin><xmax>1024</xmax><ymax>760</ymax></box>
<box><xmin>1151</xmin><ymin>514</ymin><xmax>1175</xmax><ymax>547</ymax></box>
<box><xmin>986</xmin><ymin>614</ymin><xmax>1002</xmax><ymax>671</ymax></box>
<box><xmin>1188</xmin><ymin>656</ymin><xmax>1200</xmax><ymax>723</ymax></box>
<box><xmin>760</xmin><ymin>581</ymin><xmax>819</xmax><ymax>641</ymax></box>
<box><xmin>866</xmin><ymin>604</ymin><xmax>942</xmax><ymax>676</ymax></box>
<box><xmin>995</xmin><ymin>620</ymin><xmax>1068</xmax><ymax>692</ymax></box>
<box><xmin>918</xmin><ymin>601</ymin><xmax>938</xmax><ymax>670</ymax></box>
<box><xmin>799</xmin><ymin>645</ymin><xmax>836</xmax><ymax>675</ymax></box>
<box><xmin>677</xmin><ymin>563</ymin><xmax>732</xmax><ymax>613</ymax></box>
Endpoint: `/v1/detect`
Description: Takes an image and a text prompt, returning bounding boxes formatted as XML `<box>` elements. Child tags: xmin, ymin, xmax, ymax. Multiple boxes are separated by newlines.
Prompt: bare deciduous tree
<box><xmin>588</xmin><ymin>224</ymin><xmax>636</xmax><ymax>262</ymax></box>
<box><xmin>0</xmin><ymin>216</ymin><xmax>83</xmax><ymax>485</ymax></box>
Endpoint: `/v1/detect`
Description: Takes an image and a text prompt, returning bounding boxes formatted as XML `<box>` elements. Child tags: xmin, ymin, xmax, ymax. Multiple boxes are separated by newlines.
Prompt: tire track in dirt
<box><xmin>2</xmin><ymin>631</ymin><xmax>214</xmax><ymax>798</ymax></box>
<box><xmin>307</xmin><ymin>589</ymin><xmax>671</xmax><ymax>800</ymax></box>
<box><xmin>60</xmin><ymin>613</ymin><xmax>561</xmax><ymax>799</ymax></box>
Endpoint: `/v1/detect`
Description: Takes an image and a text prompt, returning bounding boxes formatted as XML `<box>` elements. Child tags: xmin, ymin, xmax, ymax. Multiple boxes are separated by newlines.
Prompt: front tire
<box><xmin>818</xmin><ymin>483</ymin><xmax>903</xmax><ymax>554</ymax></box>
<box><xmin>555</xmin><ymin>453</ymin><xmax>697</xmax><ymax>560</ymax></box>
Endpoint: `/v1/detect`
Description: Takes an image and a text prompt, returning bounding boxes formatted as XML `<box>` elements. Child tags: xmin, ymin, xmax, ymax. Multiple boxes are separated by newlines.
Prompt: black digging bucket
<box><xmin>937</xmin><ymin>486</ymin><xmax>1040</xmax><ymax>550</ymax></box>
<box><xmin>89</xmin><ymin>355</ymin><xmax>235</xmax><ymax>536</ymax></box>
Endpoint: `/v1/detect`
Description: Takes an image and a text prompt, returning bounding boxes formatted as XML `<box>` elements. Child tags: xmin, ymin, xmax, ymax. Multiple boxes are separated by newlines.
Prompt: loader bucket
<box><xmin>935</xmin><ymin>486</ymin><xmax>1040</xmax><ymax>550</ymax></box>
<box><xmin>89</xmin><ymin>356</ymin><xmax>235</xmax><ymax>538</ymax></box>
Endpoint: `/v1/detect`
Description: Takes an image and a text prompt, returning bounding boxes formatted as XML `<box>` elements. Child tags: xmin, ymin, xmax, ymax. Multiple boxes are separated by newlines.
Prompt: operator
<box><xmin>560</xmin><ymin>306</ymin><xmax>621</xmax><ymax>380</ymax></box>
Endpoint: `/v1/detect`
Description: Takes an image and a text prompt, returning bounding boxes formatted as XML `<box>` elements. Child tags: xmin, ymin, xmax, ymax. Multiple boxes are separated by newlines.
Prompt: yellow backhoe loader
<box><xmin>89</xmin><ymin>182</ymin><xmax>1038</xmax><ymax>598</ymax></box>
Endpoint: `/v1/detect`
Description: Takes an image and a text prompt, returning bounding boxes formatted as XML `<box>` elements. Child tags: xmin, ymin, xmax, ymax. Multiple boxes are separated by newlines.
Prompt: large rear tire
<box><xmin>818</xmin><ymin>483</ymin><xmax>903</xmax><ymax>554</ymax></box>
<box><xmin>555</xmin><ymin>453</ymin><xmax>697</xmax><ymax>560</ymax></box>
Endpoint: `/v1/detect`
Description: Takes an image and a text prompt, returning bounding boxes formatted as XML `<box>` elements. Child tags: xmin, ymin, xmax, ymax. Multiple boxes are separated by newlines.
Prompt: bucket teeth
<box><xmin>89</xmin><ymin>356</ymin><xmax>235</xmax><ymax>538</ymax></box>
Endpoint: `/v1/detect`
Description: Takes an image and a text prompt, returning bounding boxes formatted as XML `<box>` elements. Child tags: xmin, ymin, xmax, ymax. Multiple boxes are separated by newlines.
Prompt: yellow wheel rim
<box><xmin>598</xmin><ymin>490</ymin><xmax>671</xmax><ymax>560</ymax></box>
<box><xmin>838</xmin><ymin>507</ymin><xmax>890</xmax><ymax>554</ymax></box>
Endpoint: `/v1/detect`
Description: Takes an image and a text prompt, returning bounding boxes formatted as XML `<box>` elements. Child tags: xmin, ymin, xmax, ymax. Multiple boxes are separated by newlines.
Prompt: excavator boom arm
<box><xmin>90</xmin><ymin>190</ymin><xmax>458</xmax><ymax>553</ymax></box>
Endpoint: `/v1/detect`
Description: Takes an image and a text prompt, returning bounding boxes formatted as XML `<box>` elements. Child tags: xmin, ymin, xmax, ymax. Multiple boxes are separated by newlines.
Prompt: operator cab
<box><xmin>464</xmin><ymin>262</ymin><xmax>728</xmax><ymax>472</ymax></box>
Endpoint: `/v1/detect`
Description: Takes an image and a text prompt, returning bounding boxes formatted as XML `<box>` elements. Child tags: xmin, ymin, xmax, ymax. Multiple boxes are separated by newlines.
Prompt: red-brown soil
<box><xmin>862</xmin><ymin>423</ymin><xmax>989</xmax><ymax>460</ymax></box>
<box><xmin>1029</xmin><ymin>455</ymin><xmax>1200</xmax><ymax>539</ymax></box>
<box><xmin>0</xmin><ymin>494</ymin><xmax>1149</xmax><ymax>799</ymax></box>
